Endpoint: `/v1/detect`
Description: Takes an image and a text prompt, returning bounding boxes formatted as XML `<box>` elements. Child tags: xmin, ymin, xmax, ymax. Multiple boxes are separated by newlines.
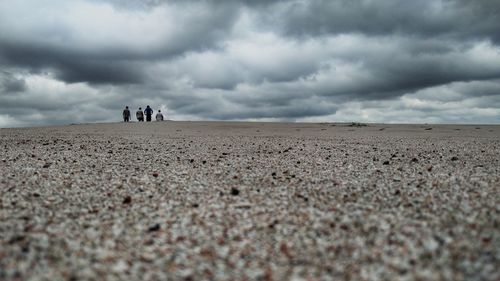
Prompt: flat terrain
<box><xmin>0</xmin><ymin>121</ymin><xmax>499</xmax><ymax>280</ymax></box>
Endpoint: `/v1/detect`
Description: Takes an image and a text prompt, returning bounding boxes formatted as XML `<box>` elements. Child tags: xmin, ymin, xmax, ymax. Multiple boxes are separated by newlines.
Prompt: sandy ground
<box><xmin>0</xmin><ymin>121</ymin><xmax>499</xmax><ymax>280</ymax></box>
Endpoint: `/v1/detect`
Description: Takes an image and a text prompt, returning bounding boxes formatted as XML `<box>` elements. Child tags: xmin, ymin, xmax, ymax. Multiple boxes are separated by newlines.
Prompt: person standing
<box><xmin>123</xmin><ymin>106</ymin><xmax>131</xmax><ymax>122</ymax></box>
<box><xmin>144</xmin><ymin>105</ymin><xmax>153</xmax><ymax>122</ymax></box>
<box><xmin>156</xmin><ymin>110</ymin><xmax>164</xmax><ymax>121</ymax></box>
<box><xmin>136</xmin><ymin>107</ymin><xmax>144</xmax><ymax>122</ymax></box>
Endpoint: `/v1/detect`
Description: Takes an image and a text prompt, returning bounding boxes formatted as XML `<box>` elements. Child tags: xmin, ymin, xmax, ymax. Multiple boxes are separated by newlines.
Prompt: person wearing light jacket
<box><xmin>156</xmin><ymin>110</ymin><xmax>164</xmax><ymax>121</ymax></box>
<box><xmin>136</xmin><ymin>107</ymin><xmax>144</xmax><ymax>122</ymax></box>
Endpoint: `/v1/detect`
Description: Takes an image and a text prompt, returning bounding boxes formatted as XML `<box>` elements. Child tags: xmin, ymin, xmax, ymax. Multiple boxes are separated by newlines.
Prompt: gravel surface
<box><xmin>1</xmin><ymin>121</ymin><xmax>499</xmax><ymax>281</ymax></box>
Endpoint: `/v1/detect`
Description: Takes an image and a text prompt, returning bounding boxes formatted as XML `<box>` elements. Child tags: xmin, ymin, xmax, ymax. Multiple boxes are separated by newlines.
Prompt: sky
<box><xmin>0</xmin><ymin>0</ymin><xmax>499</xmax><ymax>127</ymax></box>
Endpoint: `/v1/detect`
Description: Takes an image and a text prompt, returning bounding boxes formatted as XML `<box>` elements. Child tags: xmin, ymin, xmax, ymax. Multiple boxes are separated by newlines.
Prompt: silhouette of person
<box><xmin>123</xmin><ymin>106</ymin><xmax>131</xmax><ymax>122</ymax></box>
<box><xmin>136</xmin><ymin>107</ymin><xmax>144</xmax><ymax>122</ymax></box>
<box><xmin>156</xmin><ymin>110</ymin><xmax>164</xmax><ymax>121</ymax></box>
<box><xmin>144</xmin><ymin>105</ymin><xmax>153</xmax><ymax>122</ymax></box>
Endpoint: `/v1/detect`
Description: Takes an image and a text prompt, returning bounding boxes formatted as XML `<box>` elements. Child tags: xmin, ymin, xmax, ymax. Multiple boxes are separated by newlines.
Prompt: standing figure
<box><xmin>123</xmin><ymin>106</ymin><xmax>131</xmax><ymax>122</ymax></box>
<box><xmin>144</xmin><ymin>105</ymin><xmax>153</xmax><ymax>122</ymax></box>
<box><xmin>156</xmin><ymin>110</ymin><xmax>164</xmax><ymax>121</ymax></box>
<box><xmin>136</xmin><ymin>107</ymin><xmax>144</xmax><ymax>122</ymax></box>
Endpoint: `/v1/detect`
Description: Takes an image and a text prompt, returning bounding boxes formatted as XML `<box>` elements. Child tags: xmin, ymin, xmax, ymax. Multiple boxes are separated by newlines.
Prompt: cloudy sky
<box><xmin>1</xmin><ymin>0</ymin><xmax>499</xmax><ymax>127</ymax></box>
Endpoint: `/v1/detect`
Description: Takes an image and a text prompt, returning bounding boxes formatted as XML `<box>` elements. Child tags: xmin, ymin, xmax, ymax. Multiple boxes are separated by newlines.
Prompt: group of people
<box><xmin>122</xmin><ymin>105</ymin><xmax>164</xmax><ymax>122</ymax></box>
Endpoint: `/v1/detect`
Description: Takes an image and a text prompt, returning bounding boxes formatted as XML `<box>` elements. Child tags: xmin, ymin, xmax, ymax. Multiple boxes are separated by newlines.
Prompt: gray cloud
<box><xmin>270</xmin><ymin>0</ymin><xmax>500</xmax><ymax>43</ymax></box>
<box><xmin>0</xmin><ymin>43</ymin><xmax>144</xmax><ymax>84</ymax></box>
<box><xmin>0</xmin><ymin>71</ymin><xmax>26</xmax><ymax>93</ymax></box>
<box><xmin>0</xmin><ymin>0</ymin><xmax>499</xmax><ymax>127</ymax></box>
<box><xmin>0</xmin><ymin>0</ymin><xmax>239</xmax><ymax>84</ymax></box>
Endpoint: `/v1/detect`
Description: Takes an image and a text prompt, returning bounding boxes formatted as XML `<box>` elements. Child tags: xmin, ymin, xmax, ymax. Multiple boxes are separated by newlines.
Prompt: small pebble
<box><xmin>122</xmin><ymin>196</ymin><xmax>132</xmax><ymax>204</ymax></box>
<box><xmin>148</xmin><ymin>224</ymin><xmax>161</xmax><ymax>232</ymax></box>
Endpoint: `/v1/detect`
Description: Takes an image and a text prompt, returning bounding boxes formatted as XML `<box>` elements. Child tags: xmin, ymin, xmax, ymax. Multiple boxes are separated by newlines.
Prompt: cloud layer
<box><xmin>1</xmin><ymin>0</ymin><xmax>499</xmax><ymax>127</ymax></box>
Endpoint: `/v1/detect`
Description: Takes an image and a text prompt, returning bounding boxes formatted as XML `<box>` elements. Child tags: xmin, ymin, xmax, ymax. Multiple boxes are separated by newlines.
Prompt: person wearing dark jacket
<box><xmin>144</xmin><ymin>105</ymin><xmax>153</xmax><ymax>122</ymax></box>
<box><xmin>123</xmin><ymin>106</ymin><xmax>131</xmax><ymax>122</ymax></box>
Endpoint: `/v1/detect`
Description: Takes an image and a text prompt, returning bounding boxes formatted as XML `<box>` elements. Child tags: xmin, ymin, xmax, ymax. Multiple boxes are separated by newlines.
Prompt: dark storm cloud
<box><xmin>0</xmin><ymin>43</ymin><xmax>144</xmax><ymax>84</ymax></box>
<box><xmin>273</xmin><ymin>0</ymin><xmax>500</xmax><ymax>43</ymax></box>
<box><xmin>0</xmin><ymin>0</ymin><xmax>239</xmax><ymax>84</ymax></box>
<box><xmin>211</xmin><ymin>103</ymin><xmax>336</xmax><ymax>120</ymax></box>
<box><xmin>166</xmin><ymin>92</ymin><xmax>336</xmax><ymax>120</ymax></box>
<box><xmin>315</xmin><ymin>42</ymin><xmax>500</xmax><ymax>101</ymax></box>
<box><xmin>0</xmin><ymin>71</ymin><xmax>26</xmax><ymax>93</ymax></box>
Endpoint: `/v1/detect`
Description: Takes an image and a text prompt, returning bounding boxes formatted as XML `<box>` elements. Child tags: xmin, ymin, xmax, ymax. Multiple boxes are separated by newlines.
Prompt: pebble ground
<box><xmin>0</xmin><ymin>121</ymin><xmax>499</xmax><ymax>281</ymax></box>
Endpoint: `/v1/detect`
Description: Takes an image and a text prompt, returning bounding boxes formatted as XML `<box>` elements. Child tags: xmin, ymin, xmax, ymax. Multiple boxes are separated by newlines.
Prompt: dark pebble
<box><xmin>383</xmin><ymin>161</ymin><xmax>390</xmax><ymax>165</ymax></box>
<box><xmin>148</xmin><ymin>224</ymin><xmax>161</xmax><ymax>232</ymax></box>
<box><xmin>268</xmin><ymin>220</ymin><xmax>279</xmax><ymax>229</ymax></box>
<box><xmin>123</xmin><ymin>196</ymin><xmax>132</xmax><ymax>204</ymax></box>
<box><xmin>8</xmin><ymin>235</ymin><xmax>26</xmax><ymax>244</ymax></box>
<box><xmin>231</xmin><ymin>187</ymin><xmax>240</xmax><ymax>196</ymax></box>
<box><xmin>451</xmin><ymin>156</ymin><xmax>459</xmax><ymax>161</ymax></box>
